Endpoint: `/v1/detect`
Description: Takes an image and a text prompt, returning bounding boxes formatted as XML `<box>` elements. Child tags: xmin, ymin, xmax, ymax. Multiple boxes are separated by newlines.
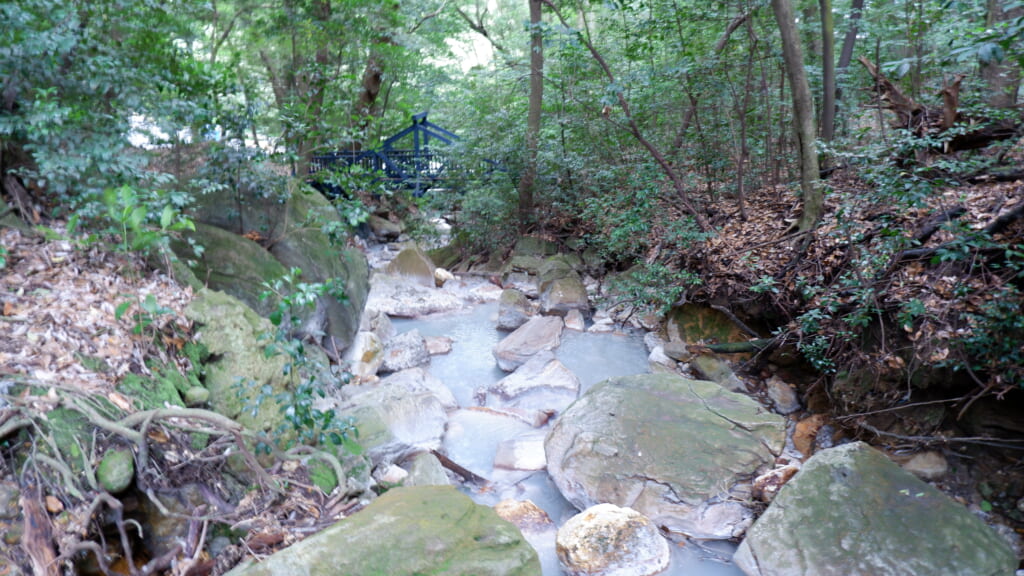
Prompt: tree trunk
<box><xmin>819</xmin><ymin>0</ymin><xmax>836</xmax><ymax>144</ymax></box>
<box><xmin>982</xmin><ymin>0</ymin><xmax>1023</xmax><ymax>109</ymax></box>
<box><xmin>772</xmin><ymin>0</ymin><xmax>823</xmax><ymax>231</ymax></box>
<box><xmin>517</xmin><ymin>0</ymin><xmax>543</xmax><ymax>230</ymax></box>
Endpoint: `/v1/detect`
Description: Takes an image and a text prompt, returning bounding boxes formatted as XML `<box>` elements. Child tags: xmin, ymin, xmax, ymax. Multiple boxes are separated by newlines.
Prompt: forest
<box><xmin>2</xmin><ymin>0</ymin><xmax>1024</xmax><ymax>574</ymax></box>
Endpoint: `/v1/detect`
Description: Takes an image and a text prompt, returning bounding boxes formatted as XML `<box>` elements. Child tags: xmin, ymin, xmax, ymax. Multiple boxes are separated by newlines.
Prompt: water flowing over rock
<box><xmin>226</xmin><ymin>485</ymin><xmax>540</xmax><ymax>576</ymax></box>
<box><xmin>545</xmin><ymin>373</ymin><xmax>786</xmax><ymax>540</ymax></box>
<box><xmin>555</xmin><ymin>503</ymin><xmax>670</xmax><ymax>576</ymax></box>
<box><xmin>733</xmin><ymin>442</ymin><xmax>1017</xmax><ymax>576</ymax></box>
<box><xmin>380</xmin><ymin>329</ymin><xmax>430</xmax><ymax>373</ymax></box>
<box><xmin>366</xmin><ymin>272</ymin><xmax>464</xmax><ymax>317</ymax></box>
<box><xmin>334</xmin><ymin>371</ymin><xmax>450</xmax><ymax>465</ymax></box>
<box><xmin>498</xmin><ymin>288</ymin><xmax>534</xmax><ymax>331</ymax></box>
<box><xmin>493</xmin><ymin>316</ymin><xmax>565</xmax><ymax>372</ymax></box>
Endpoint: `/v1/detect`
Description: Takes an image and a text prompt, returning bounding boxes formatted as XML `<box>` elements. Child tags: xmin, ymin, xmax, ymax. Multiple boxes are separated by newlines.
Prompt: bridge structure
<box><xmin>310</xmin><ymin>112</ymin><xmax>469</xmax><ymax>196</ymax></box>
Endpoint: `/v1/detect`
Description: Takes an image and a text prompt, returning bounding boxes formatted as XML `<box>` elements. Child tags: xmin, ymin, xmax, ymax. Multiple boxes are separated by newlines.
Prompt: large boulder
<box><xmin>184</xmin><ymin>289</ymin><xmax>290</xmax><ymax>431</ymax></box>
<box><xmin>226</xmin><ymin>485</ymin><xmax>540</xmax><ymax>576</ymax></box>
<box><xmin>265</xmin><ymin>189</ymin><xmax>369</xmax><ymax>353</ymax></box>
<box><xmin>664</xmin><ymin>303</ymin><xmax>747</xmax><ymax>345</ymax></box>
<box><xmin>380</xmin><ymin>329</ymin><xmax>431</xmax><ymax>373</ymax></box>
<box><xmin>734</xmin><ymin>442</ymin><xmax>1017</xmax><ymax>576</ymax></box>
<box><xmin>493</xmin><ymin>316</ymin><xmax>565</xmax><ymax>372</ymax></box>
<box><xmin>183</xmin><ymin>188</ymin><xmax>370</xmax><ymax>353</ymax></box>
<box><xmin>386</xmin><ymin>243</ymin><xmax>437</xmax><ymax>288</ymax></box>
<box><xmin>556</xmin><ymin>504</ymin><xmax>670</xmax><ymax>576</ymax></box>
<box><xmin>545</xmin><ymin>373</ymin><xmax>786</xmax><ymax>540</ymax></box>
<box><xmin>174</xmin><ymin>223</ymin><xmax>288</xmax><ymax>318</ymax></box>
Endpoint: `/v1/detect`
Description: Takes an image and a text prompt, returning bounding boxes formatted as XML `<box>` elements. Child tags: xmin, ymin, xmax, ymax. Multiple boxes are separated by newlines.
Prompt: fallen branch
<box><xmin>702</xmin><ymin>338</ymin><xmax>773</xmax><ymax>354</ymax></box>
<box><xmin>429</xmin><ymin>449</ymin><xmax>489</xmax><ymax>486</ymax></box>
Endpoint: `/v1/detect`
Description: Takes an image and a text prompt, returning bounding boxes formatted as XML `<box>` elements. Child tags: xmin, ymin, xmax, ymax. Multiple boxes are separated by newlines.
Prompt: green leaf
<box><xmin>980</xmin><ymin>500</ymin><xmax>993</xmax><ymax>512</ymax></box>
<box><xmin>160</xmin><ymin>205</ymin><xmax>174</xmax><ymax>229</ymax></box>
<box><xmin>114</xmin><ymin>301</ymin><xmax>132</xmax><ymax>320</ymax></box>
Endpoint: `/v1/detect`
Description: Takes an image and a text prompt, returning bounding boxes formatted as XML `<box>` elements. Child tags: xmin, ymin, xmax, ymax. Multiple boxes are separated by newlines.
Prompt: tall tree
<box><xmin>517</xmin><ymin>0</ymin><xmax>543</xmax><ymax>229</ymax></box>
<box><xmin>771</xmin><ymin>0</ymin><xmax>822</xmax><ymax>231</ymax></box>
<box><xmin>819</xmin><ymin>0</ymin><xmax>837</xmax><ymax>144</ymax></box>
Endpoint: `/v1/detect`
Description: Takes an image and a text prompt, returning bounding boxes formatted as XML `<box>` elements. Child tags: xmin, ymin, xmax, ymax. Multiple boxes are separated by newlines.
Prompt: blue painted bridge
<box><xmin>310</xmin><ymin>112</ymin><xmax>469</xmax><ymax>196</ymax></box>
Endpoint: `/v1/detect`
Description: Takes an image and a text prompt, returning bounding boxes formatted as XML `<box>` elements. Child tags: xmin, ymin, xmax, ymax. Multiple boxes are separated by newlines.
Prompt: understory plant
<box><xmin>249</xmin><ymin>268</ymin><xmax>358</xmax><ymax>452</ymax></box>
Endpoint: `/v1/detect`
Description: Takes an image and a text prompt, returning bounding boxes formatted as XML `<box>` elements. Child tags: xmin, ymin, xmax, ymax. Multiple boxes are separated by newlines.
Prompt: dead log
<box><xmin>858</xmin><ymin>56</ymin><xmax>1023</xmax><ymax>154</ymax></box>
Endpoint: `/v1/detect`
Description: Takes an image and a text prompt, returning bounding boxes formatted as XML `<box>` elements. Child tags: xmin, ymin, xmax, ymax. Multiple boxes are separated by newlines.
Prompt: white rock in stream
<box><xmin>381</xmin><ymin>329</ymin><xmax>430</xmax><ymax>373</ymax></box>
<box><xmin>494</xmin><ymin>431</ymin><xmax>548</xmax><ymax>471</ymax></box>
<box><xmin>556</xmin><ymin>504</ymin><xmax>670</xmax><ymax>576</ymax></box>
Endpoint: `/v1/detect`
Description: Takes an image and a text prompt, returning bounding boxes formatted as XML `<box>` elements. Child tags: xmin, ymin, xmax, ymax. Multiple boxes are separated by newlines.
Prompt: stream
<box><xmin>391</xmin><ymin>301</ymin><xmax>745</xmax><ymax>576</ymax></box>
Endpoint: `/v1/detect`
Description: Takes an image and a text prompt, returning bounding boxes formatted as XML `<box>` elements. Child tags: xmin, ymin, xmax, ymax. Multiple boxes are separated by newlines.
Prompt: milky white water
<box><xmin>392</xmin><ymin>302</ymin><xmax>745</xmax><ymax>576</ymax></box>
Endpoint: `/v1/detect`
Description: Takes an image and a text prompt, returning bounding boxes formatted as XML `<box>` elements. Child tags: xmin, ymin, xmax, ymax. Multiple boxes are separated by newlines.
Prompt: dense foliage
<box><xmin>3</xmin><ymin>0</ymin><xmax>1023</xmax><ymax>400</ymax></box>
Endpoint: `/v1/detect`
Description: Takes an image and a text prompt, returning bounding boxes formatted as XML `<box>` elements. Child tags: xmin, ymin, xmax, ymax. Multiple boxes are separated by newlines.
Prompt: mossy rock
<box><xmin>97</xmin><ymin>448</ymin><xmax>135</xmax><ymax>493</ymax></box>
<box><xmin>227</xmin><ymin>485</ymin><xmax>540</xmax><ymax>576</ymax></box>
<box><xmin>119</xmin><ymin>373</ymin><xmax>185</xmax><ymax>410</ymax></box>
<box><xmin>664</xmin><ymin>303</ymin><xmax>746</xmax><ymax>345</ymax></box>
<box><xmin>308</xmin><ymin>460</ymin><xmax>339</xmax><ymax>494</ymax></box>
<box><xmin>173</xmin><ymin>222</ymin><xmax>288</xmax><ymax>318</ymax></box>
<box><xmin>184</xmin><ymin>289</ymin><xmax>289</xmax><ymax>431</ymax></box>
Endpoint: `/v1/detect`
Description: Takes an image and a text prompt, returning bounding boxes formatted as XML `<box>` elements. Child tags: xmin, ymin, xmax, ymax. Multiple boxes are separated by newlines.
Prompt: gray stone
<box><xmin>498</xmin><ymin>288</ymin><xmax>534</xmax><ymax>331</ymax></box>
<box><xmin>174</xmin><ymin>223</ymin><xmax>288</xmax><ymax>319</ymax></box>
<box><xmin>691</xmin><ymin>354</ymin><xmax>747</xmax><ymax>393</ymax></box>
<box><xmin>486</xmin><ymin>352</ymin><xmax>580</xmax><ymax>401</ymax></box>
<box><xmin>425</xmin><ymin>335</ymin><xmax>453</xmax><ymax>355</ymax></box>
<box><xmin>540</xmin><ymin>275</ymin><xmax>590</xmax><ymax>317</ymax></box>
<box><xmin>97</xmin><ymin>448</ymin><xmax>135</xmax><ymax>493</ymax></box>
<box><xmin>267</xmin><ymin>190</ymin><xmax>370</xmax><ymax>353</ymax></box>
<box><xmin>662</xmin><ymin>339</ymin><xmax>692</xmax><ymax>362</ymax></box>
<box><xmin>381</xmin><ymin>329</ymin><xmax>431</xmax><ymax>373</ymax></box>
<box><xmin>343</xmin><ymin>330</ymin><xmax>384</xmax><ymax>383</ymax></box>
<box><xmin>403</xmin><ymin>451</ymin><xmax>450</xmax><ymax>487</ymax></box>
<box><xmin>226</xmin><ymin>486</ymin><xmax>540</xmax><ymax>576</ymax></box>
<box><xmin>494</xmin><ymin>431</ymin><xmax>548</xmax><ymax>471</ymax></box>
<box><xmin>545</xmin><ymin>374</ymin><xmax>785</xmax><ymax>540</ymax></box>
<box><xmin>764</xmin><ymin>375</ymin><xmax>801</xmax><ymax>414</ymax></box>
<box><xmin>493</xmin><ymin>316</ymin><xmax>564</xmax><ymax>372</ymax></box>
<box><xmin>367</xmin><ymin>214</ymin><xmax>402</xmax><ymax>240</ymax></box>
<box><xmin>564</xmin><ymin>309</ymin><xmax>586</xmax><ymax>331</ymax></box>
<box><xmin>367</xmin><ymin>273</ymin><xmax>464</xmax><ymax>317</ymax></box>
<box><xmin>734</xmin><ymin>442</ymin><xmax>1017</xmax><ymax>576</ymax></box>
<box><xmin>514</xmin><ymin>236</ymin><xmax>559</xmax><ymax>257</ymax></box>
<box><xmin>336</xmin><ymin>374</ymin><xmax>449</xmax><ymax>465</ymax></box>
<box><xmin>900</xmin><ymin>450</ymin><xmax>949</xmax><ymax>481</ymax></box>
<box><xmin>386</xmin><ymin>244</ymin><xmax>437</xmax><ymax>287</ymax></box>
<box><xmin>380</xmin><ymin>367</ymin><xmax>457</xmax><ymax>411</ymax></box>
<box><xmin>556</xmin><ymin>504</ymin><xmax>670</xmax><ymax>576</ymax></box>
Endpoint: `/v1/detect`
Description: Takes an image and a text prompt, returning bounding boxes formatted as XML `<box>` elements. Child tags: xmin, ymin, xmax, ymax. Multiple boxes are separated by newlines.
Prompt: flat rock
<box><xmin>226</xmin><ymin>486</ymin><xmax>539</xmax><ymax>576</ymax></box>
<box><xmin>493</xmin><ymin>316</ymin><xmax>564</xmax><ymax>372</ymax></box>
<box><xmin>734</xmin><ymin>442</ymin><xmax>1017</xmax><ymax>576</ymax></box>
<box><xmin>545</xmin><ymin>373</ymin><xmax>785</xmax><ymax>540</ymax></box>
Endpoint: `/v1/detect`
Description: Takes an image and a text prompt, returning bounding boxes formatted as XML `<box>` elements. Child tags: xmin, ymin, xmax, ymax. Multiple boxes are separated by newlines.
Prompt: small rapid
<box><xmin>392</xmin><ymin>301</ymin><xmax>745</xmax><ymax>576</ymax></box>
